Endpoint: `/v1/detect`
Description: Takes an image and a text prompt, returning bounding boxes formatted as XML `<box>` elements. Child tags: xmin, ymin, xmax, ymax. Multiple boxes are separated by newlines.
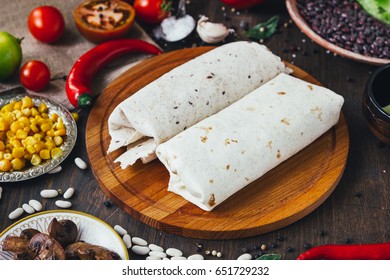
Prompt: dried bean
<box><xmin>123</xmin><ymin>234</ymin><xmax>132</xmax><ymax>249</ymax></box>
<box><xmin>48</xmin><ymin>165</ymin><xmax>62</xmax><ymax>174</ymax></box>
<box><xmin>74</xmin><ymin>157</ymin><xmax>88</xmax><ymax>169</ymax></box>
<box><xmin>55</xmin><ymin>200</ymin><xmax>72</xmax><ymax>208</ymax></box>
<box><xmin>132</xmin><ymin>237</ymin><xmax>148</xmax><ymax>246</ymax></box>
<box><xmin>8</xmin><ymin>207</ymin><xmax>24</xmax><ymax>219</ymax></box>
<box><xmin>237</xmin><ymin>253</ymin><xmax>252</xmax><ymax>260</ymax></box>
<box><xmin>114</xmin><ymin>225</ymin><xmax>127</xmax><ymax>236</ymax></box>
<box><xmin>166</xmin><ymin>248</ymin><xmax>183</xmax><ymax>257</ymax></box>
<box><xmin>149</xmin><ymin>244</ymin><xmax>164</xmax><ymax>252</ymax></box>
<box><xmin>22</xmin><ymin>203</ymin><xmax>35</xmax><ymax>214</ymax></box>
<box><xmin>63</xmin><ymin>188</ymin><xmax>75</xmax><ymax>199</ymax></box>
<box><xmin>132</xmin><ymin>245</ymin><xmax>150</xmax><ymax>255</ymax></box>
<box><xmin>28</xmin><ymin>200</ymin><xmax>42</xmax><ymax>211</ymax></box>
<box><xmin>40</xmin><ymin>189</ymin><xmax>59</xmax><ymax>198</ymax></box>
<box><xmin>188</xmin><ymin>254</ymin><xmax>204</xmax><ymax>260</ymax></box>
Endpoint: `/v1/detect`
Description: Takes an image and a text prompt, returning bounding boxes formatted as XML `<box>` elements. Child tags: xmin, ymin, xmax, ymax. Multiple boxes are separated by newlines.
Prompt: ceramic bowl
<box><xmin>362</xmin><ymin>63</ymin><xmax>390</xmax><ymax>144</ymax></box>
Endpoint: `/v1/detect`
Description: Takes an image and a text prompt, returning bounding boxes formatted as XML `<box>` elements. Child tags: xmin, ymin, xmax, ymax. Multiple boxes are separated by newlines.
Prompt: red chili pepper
<box><xmin>65</xmin><ymin>39</ymin><xmax>163</xmax><ymax>108</ymax></box>
<box><xmin>219</xmin><ymin>0</ymin><xmax>266</xmax><ymax>10</ymax></box>
<box><xmin>297</xmin><ymin>243</ymin><xmax>390</xmax><ymax>260</ymax></box>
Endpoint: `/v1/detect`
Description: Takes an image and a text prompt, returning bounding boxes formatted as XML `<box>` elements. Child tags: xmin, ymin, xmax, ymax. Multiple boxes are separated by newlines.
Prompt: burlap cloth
<box><xmin>0</xmin><ymin>0</ymin><xmax>158</xmax><ymax>109</ymax></box>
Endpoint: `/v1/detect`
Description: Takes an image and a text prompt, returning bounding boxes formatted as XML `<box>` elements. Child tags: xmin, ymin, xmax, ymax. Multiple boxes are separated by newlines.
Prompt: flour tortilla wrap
<box><xmin>107</xmin><ymin>41</ymin><xmax>288</xmax><ymax>168</ymax></box>
<box><xmin>156</xmin><ymin>73</ymin><xmax>344</xmax><ymax>211</ymax></box>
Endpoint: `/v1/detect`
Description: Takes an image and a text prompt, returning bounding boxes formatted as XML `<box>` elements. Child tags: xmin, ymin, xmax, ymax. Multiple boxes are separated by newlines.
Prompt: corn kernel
<box><xmin>10</xmin><ymin>121</ymin><xmax>24</xmax><ymax>133</ymax></box>
<box><xmin>22</xmin><ymin>97</ymin><xmax>34</xmax><ymax>109</ymax></box>
<box><xmin>54</xmin><ymin>128</ymin><xmax>66</xmax><ymax>137</ymax></box>
<box><xmin>39</xmin><ymin>149</ymin><xmax>51</xmax><ymax>160</ymax></box>
<box><xmin>0</xmin><ymin>159</ymin><xmax>12</xmax><ymax>172</ymax></box>
<box><xmin>3</xmin><ymin>153</ymin><xmax>13</xmax><ymax>161</ymax></box>
<box><xmin>38</xmin><ymin>103</ymin><xmax>48</xmax><ymax>113</ymax></box>
<box><xmin>11</xmin><ymin>158</ymin><xmax>25</xmax><ymax>170</ymax></box>
<box><xmin>14</xmin><ymin>101</ymin><xmax>22</xmax><ymax>110</ymax></box>
<box><xmin>0</xmin><ymin>141</ymin><xmax>5</xmax><ymax>151</ymax></box>
<box><xmin>54</xmin><ymin>136</ymin><xmax>63</xmax><ymax>146</ymax></box>
<box><xmin>51</xmin><ymin>148</ymin><xmax>63</xmax><ymax>159</ymax></box>
<box><xmin>12</xmin><ymin>147</ymin><xmax>25</xmax><ymax>158</ymax></box>
<box><xmin>50</xmin><ymin>113</ymin><xmax>59</xmax><ymax>122</ymax></box>
<box><xmin>30</xmin><ymin>154</ymin><xmax>42</xmax><ymax>166</ymax></box>
<box><xmin>26</xmin><ymin>144</ymin><xmax>36</xmax><ymax>154</ymax></box>
<box><xmin>16</xmin><ymin>130</ymin><xmax>28</xmax><ymax>140</ymax></box>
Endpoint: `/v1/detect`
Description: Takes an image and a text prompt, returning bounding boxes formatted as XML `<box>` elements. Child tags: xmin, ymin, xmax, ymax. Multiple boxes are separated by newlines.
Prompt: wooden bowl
<box><xmin>285</xmin><ymin>0</ymin><xmax>390</xmax><ymax>66</ymax></box>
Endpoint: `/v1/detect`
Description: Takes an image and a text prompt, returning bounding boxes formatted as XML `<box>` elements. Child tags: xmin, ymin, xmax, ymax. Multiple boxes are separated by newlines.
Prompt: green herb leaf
<box><xmin>357</xmin><ymin>0</ymin><xmax>390</xmax><ymax>25</ymax></box>
<box><xmin>246</xmin><ymin>15</ymin><xmax>279</xmax><ymax>40</ymax></box>
<box><xmin>256</xmin><ymin>253</ymin><xmax>281</xmax><ymax>260</ymax></box>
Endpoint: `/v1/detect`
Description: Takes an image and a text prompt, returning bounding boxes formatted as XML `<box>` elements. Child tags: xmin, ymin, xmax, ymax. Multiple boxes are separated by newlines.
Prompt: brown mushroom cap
<box><xmin>29</xmin><ymin>233</ymin><xmax>66</xmax><ymax>260</ymax></box>
<box><xmin>48</xmin><ymin>218</ymin><xmax>78</xmax><ymax>248</ymax></box>
<box><xmin>65</xmin><ymin>241</ymin><xmax>121</xmax><ymax>260</ymax></box>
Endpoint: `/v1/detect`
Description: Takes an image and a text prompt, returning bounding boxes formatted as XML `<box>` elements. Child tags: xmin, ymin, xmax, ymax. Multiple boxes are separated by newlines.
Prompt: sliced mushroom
<box><xmin>29</xmin><ymin>233</ymin><xmax>66</xmax><ymax>260</ymax></box>
<box><xmin>48</xmin><ymin>218</ymin><xmax>78</xmax><ymax>248</ymax></box>
<box><xmin>65</xmin><ymin>241</ymin><xmax>121</xmax><ymax>260</ymax></box>
<box><xmin>2</xmin><ymin>228</ymin><xmax>42</xmax><ymax>260</ymax></box>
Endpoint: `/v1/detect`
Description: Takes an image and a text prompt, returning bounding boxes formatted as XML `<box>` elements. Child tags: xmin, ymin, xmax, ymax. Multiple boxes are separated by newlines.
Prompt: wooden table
<box><xmin>1</xmin><ymin>0</ymin><xmax>389</xmax><ymax>260</ymax></box>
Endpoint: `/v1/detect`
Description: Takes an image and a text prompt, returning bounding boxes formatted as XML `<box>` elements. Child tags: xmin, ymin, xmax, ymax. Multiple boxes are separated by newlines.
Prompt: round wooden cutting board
<box><xmin>86</xmin><ymin>47</ymin><xmax>349</xmax><ymax>239</ymax></box>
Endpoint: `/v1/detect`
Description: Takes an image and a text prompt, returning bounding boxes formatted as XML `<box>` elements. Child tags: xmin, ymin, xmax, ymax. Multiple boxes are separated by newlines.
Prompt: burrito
<box><xmin>156</xmin><ymin>73</ymin><xmax>344</xmax><ymax>211</ymax></box>
<box><xmin>107</xmin><ymin>41</ymin><xmax>288</xmax><ymax>168</ymax></box>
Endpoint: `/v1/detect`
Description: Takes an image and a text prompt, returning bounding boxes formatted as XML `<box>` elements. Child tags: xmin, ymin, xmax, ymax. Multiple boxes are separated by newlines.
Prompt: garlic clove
<box><xmin>196</xmin><ymin>15</ymin><xmax>234</xmax><ymax>44</ymax></box>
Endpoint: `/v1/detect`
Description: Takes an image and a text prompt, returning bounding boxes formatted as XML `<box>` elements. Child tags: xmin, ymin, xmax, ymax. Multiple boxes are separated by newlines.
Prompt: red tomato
<box><xmin>20</xmin><ymin>61</ymin><xmax>51</xmax><ymax>92</ymax></box>
<box><xmin>28</xmin><ymin>6</ymin><xmax>65</xmax><ymax>43</ymax></box>
<box><xmin>133</xmin><ymin>0</ymin><xmax>172</xmax><ymax>25</ymax></box>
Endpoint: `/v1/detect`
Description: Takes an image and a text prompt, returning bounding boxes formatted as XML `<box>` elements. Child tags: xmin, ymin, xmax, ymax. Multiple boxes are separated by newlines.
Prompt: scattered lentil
<box><xmin>104</xmin><ymin>200</ymin><xmax>112</xmax><ymax>208</ymax></box>
<box><xmin>260</xmin><ymin>244</ymin><xmax>267</xmax><ymax>251</ymax></box>
<box><xmin>216</xmin><ymin>252</ymin><xmax>222</xmax><ymax>258</ymax></box>
<box><xmin>205</xmin><ymin>249</ymin><xmax>211</xmax><ymax>255</ymax></box>
<box><xmin>211</xmin><ymin>250</ymin><xmax>217</xmax><ymax>256</ymax></box>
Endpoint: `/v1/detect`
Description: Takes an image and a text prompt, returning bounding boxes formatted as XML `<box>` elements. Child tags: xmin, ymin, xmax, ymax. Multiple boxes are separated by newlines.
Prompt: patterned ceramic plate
<box><xmin>0</xmin><ymin>210</ymin><xmax>129</xmax><ymax>260</ymax></box>
<box><xmin>0</xmin><ymin>94</ymin><xmax>77</xmax><ymax>182</ymax></box>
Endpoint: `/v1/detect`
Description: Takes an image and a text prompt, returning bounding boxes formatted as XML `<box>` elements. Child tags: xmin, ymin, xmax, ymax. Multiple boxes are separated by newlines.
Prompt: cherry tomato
<box><xmin>20</xmin><ymin>61</ymin><xmax>51</xmax><ymax>92</ymax></box>
<box><xmin>28</xmin><ymin>6</ymin><xmax>65</xmax><ymax>43</ymax></box>
<box><xmin>133</xmin><ymin>0</ymin><xmax>172</xmax><ymax>25</ymax></box>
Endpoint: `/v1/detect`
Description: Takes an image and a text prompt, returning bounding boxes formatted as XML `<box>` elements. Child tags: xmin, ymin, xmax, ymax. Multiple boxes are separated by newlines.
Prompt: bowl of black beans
<box><xmin>286</xmin><ymin>0</ymin><xmax>390</xmax><ymax>65</ymax></box>
<box><xmin>362</xmin><ymin>63</ymin><xmax>390</xmax><ymax>144</ymax></box>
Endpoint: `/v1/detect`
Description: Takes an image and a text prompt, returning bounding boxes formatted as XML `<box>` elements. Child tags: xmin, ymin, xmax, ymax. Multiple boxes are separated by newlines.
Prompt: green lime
<box><xmin>0</xmin><ymin>31</ymin><xmax>23</xmax><ymax>82</ymax></box>
<box><xmin>383</xmin><ymin>104</ymin><xmax>390</xmax><ymax>115</ymax></box>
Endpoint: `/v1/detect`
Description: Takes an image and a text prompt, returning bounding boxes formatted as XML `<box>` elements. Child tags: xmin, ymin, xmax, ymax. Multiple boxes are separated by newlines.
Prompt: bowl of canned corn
<box><xmin>0</xmin><ymin>94</ymin><xmax>77</xmax><ymax>182</ymax></box>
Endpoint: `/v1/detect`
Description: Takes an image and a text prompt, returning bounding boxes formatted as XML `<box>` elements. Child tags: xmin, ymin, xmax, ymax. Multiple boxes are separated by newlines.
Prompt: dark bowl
<box><xmin>362</xmin><ymin>63</ymin><xmax>390</xmax><ymax>144</ymax></box>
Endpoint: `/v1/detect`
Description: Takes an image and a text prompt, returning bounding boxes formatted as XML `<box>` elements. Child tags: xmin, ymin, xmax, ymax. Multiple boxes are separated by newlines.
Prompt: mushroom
<box><xmin>1</xmin><ymin>229</ymin><xmax>41</xmax><ymax>259</ymax></box>
<box><xmin>29</xmin><ymin>233</ymin><xmax>66</xmax><ymax>260</ymax></box>
<box><xmin>196</xmin><ymin>15</ymin><xmax>234</xmax><ymax>44</ymax></box>
<box><xmin>48</xmin><ymin>218</ymin><xmax>78</xmax><ymax>248</ymax></box>
<box><xmin>65</xmin><ymin>241</ymin><xmax>121</xmax><ymax>260</ymax></box>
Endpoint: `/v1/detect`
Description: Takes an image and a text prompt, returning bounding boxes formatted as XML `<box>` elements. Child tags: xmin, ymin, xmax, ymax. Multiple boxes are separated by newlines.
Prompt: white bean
<box><xmin>237</xmin><ymin>253</ymin><xmax>252</xmax><ymax>260</ymax></box>
<box><xmin>114</xmin><ymin>225</ymin><xmax>127</xmax><ymax>236</ymax></box>
<box><xmin>146</xmin><ymin>256</ymin><xmax>162</xmax><ymax>260</ymax></box>
<box><xmin>132</xmin><ymin>237</ymin><xmax>148</xmax><ymax>246</ymax></box>
<box><xmin>8</xmin><ymin>207</ymin><xmax>24</xmax><ymax>220</ymax></box>
<box><xmin>55</xmin><ymin>200</ymin><xmax>72</xmax><ymax>208</ymax></box>
<box><xmin>28</xmin><ymin>199</ymin><xmax>42</xmax><ymax>212</ymax></box>
<box><xmin>74</xmin><ymin>157</ymin><xmax>88</xmax><ymax>170</ymax></box>
<box><xmin>171</xmin><ymin>256</ymin><xmax>187</xmax><ymax>260</ymax></box>
<box><xmin>131</xmin><ymin>245</ymin><xmax>150</xmax><ymax>255</ymax></box>
<box><xmin>166</xmin><ymin>248</ymin><xmax>183</xmax><ymax>257</ymax></box>
<box><xmin>162</xmin><ymin>257</ymin><xmax>170</xmax><ymax>260</ymax></box>
<box><xmin>0</xmin><ymin>186</ymin><xmax>3</xmax><ymax>200</ymax></box>
<box><xmin>47</xmin><ymin>165</ymin><xmax>62</xmax><ymax>174</ymax></box>
<box><xmin>22</xmin><ymin>203</ymin><xmax>35</xmax><ymax>214</ymax></box>
<box><xmin>123</xmin><ymin>234</ymin><xmax>132</xmax><ymax>249</ymax></box>
<box><xmin>188</xmin><ymin>254</ymin><xmax>204</xmax><ymax>260</ymax></box>
<box><xmin>149</xmin><ymin>251</ymin><xmax>167</xmax><ymax>258</ymax></box>
<box><xmin>40</xmin><ymin>189</ymin><xmax>58</xmax><ymax>198</ymax></box>
<box><xmin>149</xmin><ymin>244</ymin><xmax>164</xmax><ymax>252</ymax></box>
<box><xmin>63</xmin><ymin>188</ymin><xmax>75</xmax><ymax>199</ymax></box>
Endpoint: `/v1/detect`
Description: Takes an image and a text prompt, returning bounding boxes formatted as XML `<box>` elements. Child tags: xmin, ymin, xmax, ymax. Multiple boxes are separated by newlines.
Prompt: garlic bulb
<box><xmin>196</xmin><ymin>16</ymin><xmax>234</xmax><ymax>44</ymax></box>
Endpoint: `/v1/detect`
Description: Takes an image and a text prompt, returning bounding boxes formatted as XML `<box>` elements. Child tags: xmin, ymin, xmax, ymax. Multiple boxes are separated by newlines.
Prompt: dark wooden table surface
<box><xmin>1</xmin><ymin>0</ymin><xmax>389</xmax><ymax>260</ymax></box>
